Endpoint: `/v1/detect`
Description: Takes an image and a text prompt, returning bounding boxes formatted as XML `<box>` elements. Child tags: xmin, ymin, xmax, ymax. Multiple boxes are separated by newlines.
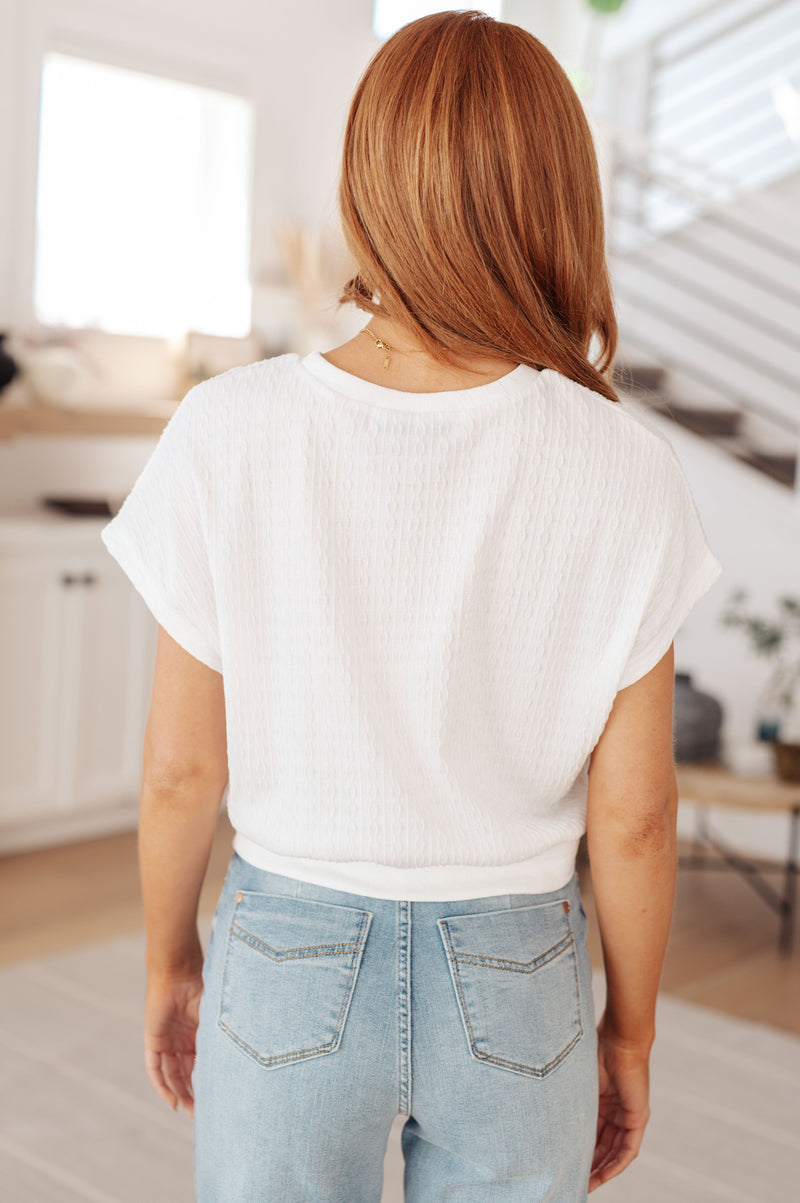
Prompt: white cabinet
<box><xmin>0</xmin><ymin>513</ymin><xmax>157</xmax><ymax>853</ymax></box>
<box><xmin>0</xmin><ymin>549</ymin><xmax>62</xmax><ymax>819</ymax></box>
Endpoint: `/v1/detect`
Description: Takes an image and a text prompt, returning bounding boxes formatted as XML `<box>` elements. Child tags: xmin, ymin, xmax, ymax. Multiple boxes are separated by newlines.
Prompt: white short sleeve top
<box><xmin>100</xmin><ymin>351</ymin><xmax>723</xmax><ymax>900</ymax></box>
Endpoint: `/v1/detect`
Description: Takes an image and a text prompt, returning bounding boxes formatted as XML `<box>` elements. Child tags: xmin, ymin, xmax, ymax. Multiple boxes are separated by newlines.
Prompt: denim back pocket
<box><xmin>438</xmin><ymin>897</ymin><xmax>582</xmax><ymax>1078</ymax></box>
<box><xmin>218</xmin><ymin>890</ymin><xmax>373</xmax><ymax>1070</ymax></box>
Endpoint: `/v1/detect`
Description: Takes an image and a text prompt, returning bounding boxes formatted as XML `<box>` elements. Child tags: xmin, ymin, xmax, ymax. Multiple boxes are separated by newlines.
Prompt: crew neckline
<box><xmin>298</xmin><ymin>350</ymin><xmax>542</xmax><ymax>413</ymax></box>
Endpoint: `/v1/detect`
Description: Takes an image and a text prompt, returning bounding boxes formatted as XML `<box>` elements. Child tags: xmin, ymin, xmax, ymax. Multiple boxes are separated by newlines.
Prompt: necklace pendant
<box><xmin>361</xmin><ymin>326</ymin><xmax>391</xmax><ymax>368</ymax></box>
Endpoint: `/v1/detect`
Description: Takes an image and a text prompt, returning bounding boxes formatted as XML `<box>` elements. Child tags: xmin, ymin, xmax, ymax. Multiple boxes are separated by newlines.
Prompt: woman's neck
<box><xmin>321</xmin><ymin>315</ymin><xmax>519</xmax><ymax>394</ymax></box>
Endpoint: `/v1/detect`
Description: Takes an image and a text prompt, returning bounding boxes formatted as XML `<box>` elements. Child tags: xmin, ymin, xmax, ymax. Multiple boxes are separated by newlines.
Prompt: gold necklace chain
<box><xmin>360</xmin><ymin>325</ymin><xmax>426</xmax><ymax>370</ymax></box>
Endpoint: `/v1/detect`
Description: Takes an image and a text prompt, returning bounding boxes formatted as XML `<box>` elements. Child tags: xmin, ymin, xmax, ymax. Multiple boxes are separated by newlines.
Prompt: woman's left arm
<box><xmin>139</xmin><ymin>625</ymin><xmax>229</xmax><ymax>1115</ymax></box>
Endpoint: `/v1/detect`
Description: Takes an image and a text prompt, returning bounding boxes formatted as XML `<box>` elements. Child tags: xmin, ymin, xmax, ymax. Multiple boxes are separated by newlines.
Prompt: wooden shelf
<box><xmin>0</xmin><ymin>399</ymin><xmax>178</xmax><ymax>441</ymax></box>
<box><xmin>676</xmin><ymin>761</ymin><xmax>800</xmax><ymax>811</ymax></box>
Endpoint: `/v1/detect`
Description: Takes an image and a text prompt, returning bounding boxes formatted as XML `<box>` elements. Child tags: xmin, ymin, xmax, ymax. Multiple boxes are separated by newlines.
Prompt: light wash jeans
<box><xmin>192</xmin><ymin>851</ymin><xmax>598</xmax><ymax>1202</ymax></box>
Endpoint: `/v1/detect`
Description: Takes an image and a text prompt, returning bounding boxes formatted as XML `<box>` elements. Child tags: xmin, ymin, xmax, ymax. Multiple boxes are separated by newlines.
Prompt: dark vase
<box><xmin>674</xmin><ymin>671</ymin><xmax>724</xmax><ymax>763</ymax></box>
<box><xmin>0</xmin><ymin>332</ymin><xmax>20</xmax><ymax>396</ymax></box>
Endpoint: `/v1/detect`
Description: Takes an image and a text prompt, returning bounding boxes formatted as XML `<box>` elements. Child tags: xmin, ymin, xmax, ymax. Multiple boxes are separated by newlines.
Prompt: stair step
<box><xmin>738</xmin><ymin>449</ymin><xmax>797</xmax><ymax>488</ymax></box>
<box><xmin>665</xmin><ymin>403</ymin><xmax>743</xmax><ymax>438</ymax></box>
<box><xmin>612</xmin><ymin>363</ymin><xmax>668</xmax><ymax>394</ymax></box>
<box><xmin>633</xmin><ymin>396</ymin><xmax>744</xmax><ymax>437</ymax></box>
<box><xmin>622</xmin><ymin>397</ymin><xmax>797</xmax><ymax>489</ymax></box>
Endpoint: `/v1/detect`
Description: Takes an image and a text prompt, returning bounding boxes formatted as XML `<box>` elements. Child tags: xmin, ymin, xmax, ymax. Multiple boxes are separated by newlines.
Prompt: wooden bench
<box><xmin>675</xmin><ymin>761</ymin><xmax>800</xmax><ymax>955</ymax></box>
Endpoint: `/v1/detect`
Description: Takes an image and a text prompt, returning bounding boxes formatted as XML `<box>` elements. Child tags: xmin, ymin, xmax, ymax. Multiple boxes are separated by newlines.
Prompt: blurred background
<box><xmin>0</xmin><ymin>1</ymin><xmax>798</xmax><ymax>1199</ymax></box>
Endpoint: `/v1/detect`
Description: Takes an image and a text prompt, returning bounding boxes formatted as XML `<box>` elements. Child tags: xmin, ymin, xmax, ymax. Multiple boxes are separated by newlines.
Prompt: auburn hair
<box><xmin>337</xmin><ymin>9</ymin><xmax>619</xmax><ymax>403</ymax></box>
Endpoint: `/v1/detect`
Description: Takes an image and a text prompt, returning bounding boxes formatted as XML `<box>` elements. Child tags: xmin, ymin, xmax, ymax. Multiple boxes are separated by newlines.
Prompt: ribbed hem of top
<box><xmin>297</xmin><ymin>350</ymin><xmax>543</xmax><ymax>413</ymax></box>
<box><xmin>231</xmin><ymin>830</ymin><xmax>579</xmax><ymax>901</ymax></box>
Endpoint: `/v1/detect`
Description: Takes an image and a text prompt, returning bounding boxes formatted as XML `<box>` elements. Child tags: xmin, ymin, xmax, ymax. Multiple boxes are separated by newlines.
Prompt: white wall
<box><xmin>503</xmin><ymin>0</ymin><xmax>591</xmax><ymax>65</ymax></box>
<box><xmin>0</xmin><ymin>0</ymin><xmax>19</xmax><ymax>330</ymax></box>
<box><xmin>596</xmin><ymin>0</ymin><xmax>721</xmax><ymax>60</ymax></box>
<box><xmin>505</xmin><ymin>0</ymin><xmax>726</xmax><ymax>85</ymax></box>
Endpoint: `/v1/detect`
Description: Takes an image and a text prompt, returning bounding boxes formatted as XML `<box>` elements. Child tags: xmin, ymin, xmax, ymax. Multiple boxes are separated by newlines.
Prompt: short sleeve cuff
<box><xmin>617</xmin><ymin>548</ymin><xmax>723</xmax><ymax>691</ymax></box>
<box><xmin>102</xmin><ymin>523</ymin><xmax>223</xmax><ymax>673</ymax></box>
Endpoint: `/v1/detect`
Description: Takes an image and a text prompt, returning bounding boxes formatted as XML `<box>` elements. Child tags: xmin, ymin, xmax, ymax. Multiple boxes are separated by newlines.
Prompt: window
<box><xmin>373</xmin><ymin>1</ymin><xmax>503</xmax><ymax>41</ymax></box>
<box><xmin>34</xmin><ymin>52</ymin><xmax>254</xmax><ymax>339</ymax></box>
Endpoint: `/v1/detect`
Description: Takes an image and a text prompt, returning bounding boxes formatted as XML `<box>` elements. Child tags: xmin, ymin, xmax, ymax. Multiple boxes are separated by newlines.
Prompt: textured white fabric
<box><xmin>100</xmin><ymin>350</ymin><xmax>723</xmax><ymax>900</ymax></box>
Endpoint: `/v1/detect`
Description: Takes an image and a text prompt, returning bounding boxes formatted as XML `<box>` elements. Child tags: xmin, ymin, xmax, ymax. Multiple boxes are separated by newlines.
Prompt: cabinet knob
<box><xmin>61</xmin><ymin>573</ymin><xmax>77</xmax><ymax>586</ymax></box>
<box><xmin>82</xmin><ymin>573</ymin><xmax>96</xmax><ymax>586</ymax></box>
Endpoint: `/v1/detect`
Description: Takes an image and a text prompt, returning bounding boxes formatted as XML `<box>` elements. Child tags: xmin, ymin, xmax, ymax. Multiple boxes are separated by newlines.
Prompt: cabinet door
<box><xmin>64</xmin><ymin>553</ymin><xmax>157</xmax><ymax>811</ymax></box>
<box><xmin>0</xmin><ymin>555</ymin><xmax>64</xmax><ymax>819</ymax></box>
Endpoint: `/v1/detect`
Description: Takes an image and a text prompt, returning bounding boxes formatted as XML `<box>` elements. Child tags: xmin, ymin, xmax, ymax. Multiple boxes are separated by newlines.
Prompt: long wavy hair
<box><xmin>337</xmin><ymin>9</ymin><xmax>619</xmax><ymax>403</ymax></box>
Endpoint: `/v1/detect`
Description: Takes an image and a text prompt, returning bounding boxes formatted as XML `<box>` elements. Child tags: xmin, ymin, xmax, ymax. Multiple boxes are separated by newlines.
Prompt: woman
<box><xmin>101</xmin><ymin>10</ymin><xmax>723</xmax><ymax>1201</ymax></box>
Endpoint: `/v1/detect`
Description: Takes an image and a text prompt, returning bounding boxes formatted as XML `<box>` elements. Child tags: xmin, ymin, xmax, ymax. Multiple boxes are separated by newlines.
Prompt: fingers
<box><xmin>589</xmin><ymin>1125</ymin><xmax>643</xmax><ymax>1191</ymax></box>
<box><xmin>144</xmin><ymin>1046</ymin><xmax>195</xmax><ymax>1115</ymax></box>
<box><xmin>591</xmin><ymin>1115</ymin><xmax>618</xmax><ymax>1172</ymax></box>
<box><xmin>163</xmin><ymin>1050</ymin><xmax>195</xmax><ymax>1114</ymax></box>
<box><xmin>591</xmin><ymin>1122</ymin><xmax>625</xmax><ymax>1181</ymax></box>
<box><xmin>144</xmin><ymin>1046</ymin><xmax>176</xmax><ymax>1109</ymax></box>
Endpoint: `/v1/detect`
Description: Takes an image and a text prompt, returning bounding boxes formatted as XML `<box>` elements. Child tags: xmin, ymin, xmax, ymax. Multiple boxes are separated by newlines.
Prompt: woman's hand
<box><xmin>144</xmin><ymin>966</ymin><xmax>204</xmax><ymax>1117</ymax></box>
<box><xmin>588</xmin><ymin>1014</ymin><xmax>652</xmax><ymax>1192</ymax></box>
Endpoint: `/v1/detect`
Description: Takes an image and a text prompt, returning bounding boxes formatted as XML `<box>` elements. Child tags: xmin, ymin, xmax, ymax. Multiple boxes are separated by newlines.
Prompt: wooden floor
<box><xmin>1</xmin><ymin>811</ymin><xmax>798</xmax><ymax>1035</ymax></box>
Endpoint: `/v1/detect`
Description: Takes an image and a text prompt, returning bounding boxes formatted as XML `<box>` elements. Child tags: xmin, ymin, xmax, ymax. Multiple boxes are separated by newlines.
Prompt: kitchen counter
<box><xmin>0</xmin><ymin>399</ymin><xmax>178</xmax><ymax>442</ymax></box>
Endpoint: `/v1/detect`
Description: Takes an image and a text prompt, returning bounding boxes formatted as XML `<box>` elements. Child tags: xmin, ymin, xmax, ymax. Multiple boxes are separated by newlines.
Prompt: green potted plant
<box><xmin>721</xmin><ymin>590</ymin><xmax>800</xmax><ymax>781</ymax></box>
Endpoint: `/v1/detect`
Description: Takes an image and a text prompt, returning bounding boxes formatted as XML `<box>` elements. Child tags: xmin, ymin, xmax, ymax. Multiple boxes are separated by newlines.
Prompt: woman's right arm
<box><xmin>585</xmin><ymin>641</ymin><xmax>680</xmax><ymax>1192</ymax></box>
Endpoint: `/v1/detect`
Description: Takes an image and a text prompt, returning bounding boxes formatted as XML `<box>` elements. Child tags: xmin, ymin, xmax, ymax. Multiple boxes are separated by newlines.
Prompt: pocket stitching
<box><xmin>439</xmin><ymin>908</ymin><xmax>583</xmax><ymax>1079</ymax></box>
<box><xmin>217</xmin><ymin>905</ymin><xmax>372</xmax><ymax>1068</ymax></box>
<box><xmin>445</xmin><ymin>929</ymin><xmax>575</xmax><ymax>974</ymax></box>
<box><xmin>228</xmin><ymin>919</ymin><xmax>368</xmax><ymax>961</ymax></box>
